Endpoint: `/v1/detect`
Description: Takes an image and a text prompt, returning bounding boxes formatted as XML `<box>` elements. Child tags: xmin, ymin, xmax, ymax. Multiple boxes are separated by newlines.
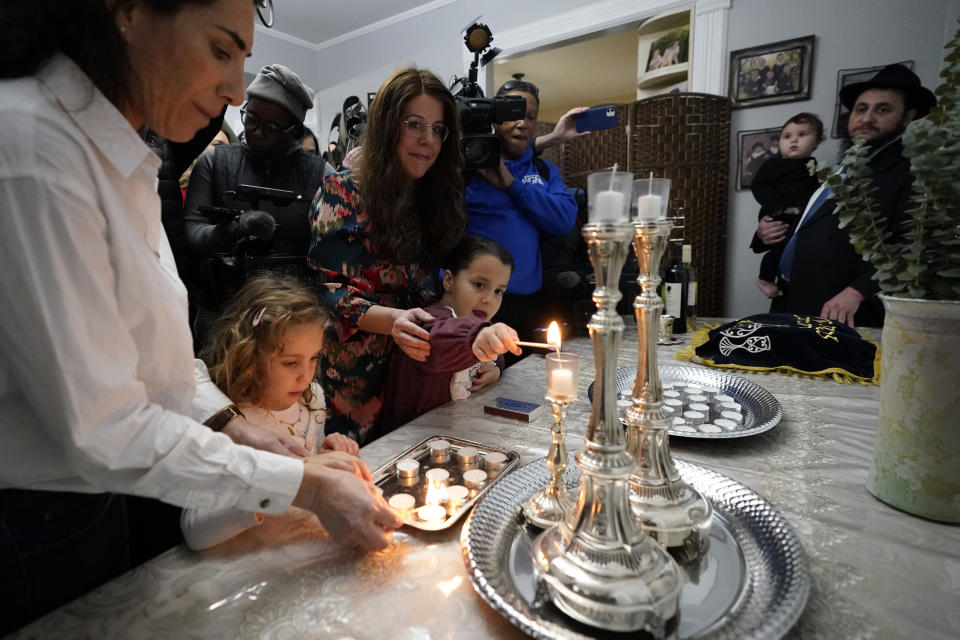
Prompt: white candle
<box><xmin>395</xmin><ymin>458</ymin><xmax>420</xmax><ymax>478</ymax></box>
<box><xmin>720</xmin><ymin>410</ymin><xmax>744</xmax><ymax>424</ymax></box>
<box><xmin>388</xmin><ymin>493</ymin><xmax>416</xmax><ymax>510</ymax></box>
<box><xmin>636</xmin><ymin>194</ymin><xmax>662</xmax><ymax>220</ymax></box>
<box><xmin>418</xmin><ymin>504</ymin><xmax>446</xmax><ymax>522</ymax></box>
<box><xmin>547</xmin><ymin>368</ymin><xmax>577</xmax><ymax>398</ymax></box>
<box><xmin>591</xmin><ymin>190</ymin><xmax>625</xmax><ymax>222</ymax></box>
<box><xmin>463</xmin><ymin>468</ymin><xmax>488</xmax><ymax>489</ymax></box>
<box><xmin>447</xmin><ymin>485</ymin><xmax>469</xmax><ymax>503</ymax></box>
<box><xmin>425</xmin><ymin>468</ymin><xmax>450</xmax><ymax>485</ymax></box>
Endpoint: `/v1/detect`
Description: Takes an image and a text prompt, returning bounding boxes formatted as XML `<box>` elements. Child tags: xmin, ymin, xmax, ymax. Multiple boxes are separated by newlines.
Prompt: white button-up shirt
<box><xmin>0</xmin><ymin>54</ymin><xmax>302</xmax><ymax>515</ymax></box>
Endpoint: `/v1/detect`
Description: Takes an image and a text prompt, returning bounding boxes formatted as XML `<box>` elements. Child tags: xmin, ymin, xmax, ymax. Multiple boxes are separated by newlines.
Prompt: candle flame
<box><xmin>546</xmin><ymin>321</ymin><xmax>562</xmax><ymax>351</ymax></box>
<box><xmin>425</xmin><ymin>478</ymin><xmax>448</xmax><ymax>506</ymax></box>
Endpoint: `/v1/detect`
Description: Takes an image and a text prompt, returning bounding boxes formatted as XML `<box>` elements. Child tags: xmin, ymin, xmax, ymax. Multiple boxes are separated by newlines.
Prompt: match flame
<box><xmin>547</xmin><ymin>321</ymin><xmax>562</xmax><ymax>351</ymax></box>
<box><xmin>425</xmin><ymin>478</ymin><xmax>448</xmax><ymax>506</ymax></box>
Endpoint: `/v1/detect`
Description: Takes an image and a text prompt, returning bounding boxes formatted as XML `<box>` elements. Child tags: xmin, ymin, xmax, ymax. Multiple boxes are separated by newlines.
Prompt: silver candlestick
<box><xmin>531</xmin><ymin>219</ymin><xmax>682</xmax><ymax>634</ymax></box>
<box><xmin>624</xmin><ymin>219</ymin><xmax>711</xmax><ymax>564</ymax></box>
<box><xmin>522</xmin><ymin>353</ymin><xmax>580</xmax><ymax>529</ymax></box>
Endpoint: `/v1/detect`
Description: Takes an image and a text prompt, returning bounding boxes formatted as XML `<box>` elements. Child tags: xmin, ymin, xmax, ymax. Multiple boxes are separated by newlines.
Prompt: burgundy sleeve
<box><xmin>415</xmin><ymin>314</ymin><xmax>489</xmax><ymax>374</ymax></box>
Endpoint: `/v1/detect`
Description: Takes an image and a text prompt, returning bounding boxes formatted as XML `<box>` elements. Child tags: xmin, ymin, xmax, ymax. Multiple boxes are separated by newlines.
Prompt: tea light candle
<box><xmin>547</xmin><ymin>367</ymin><xmax>577</xmax><ymax>399</ymax></box>
<box><xmin>682</xmin><ymin>386</ymin><xmax>702</xmax><ymax>399</ymax></box>
<box><xmin>395</xmin><ymin>458</ymin><xmax>420</xmax><ymax>478</ymax></box>
<box><xmin>483</xmin><ymin>451</ymin><xmax>507</xmax><ymax>474</ymax></box>
<box><xmin>662</xmin><ymin>389</ymin><xmax>681</xmax><ymax>400</ymax></box>
<box><xmin>713</xmin><ymin>393</ymin><xmax>734</xmax><ymax>406</ymax></box>
<box><xmin>683</xmin><ymin>410</ymin><xmax>706</xmax><ymax>425</ymax></box>
<box><xmin>714</xmin><ymin>418</ymin><xmax>739</xmax><ymax>431</ymax></box>
<box><xmin>591</xmin><ymin>190</ymin><xmax>625</xmax><ymax>222</ymax></box>
<box><xmin>446</xmin><ymin>484</ymin><xmax>469</xmax><ymax>506</ymax></box>
<box><xmin>719</xmin><ymin>400</ymin><xmax>742</xmax><ymax>413</ymax></box>
<box><xmin>636</xmin><ymin>194</ymin><xmax>662</xmax><ymax>220</ymax></box>
<box><xmin>699</xmin><ymin>423</ymin><xmax>723</xmax><ymax>434</ymax></box>
<box><xmin>418</xmin><ymin>504</ymin><xmax>446</xmax><ymax>522</ymax></box>
<box><xmin>425</xmin><ymin>468</ymin><xmax>450</xmax><ymax>485</ymax></box>
<box><xmin>429</xmin><ymin>440</ymin><xmax>451</xmax><ymax>463</ymax></box>
<box><xmin>663</xmin><ymin>398</ymin><xmax>684</xmax><ymax>414</ymax></box>
<box><xmin>463</xmin><ymin>468</ymin><xmax>487</xmax><ymax>489</ymax></box>
<box><xmin>457</xmin><ymin>446</ymin><xmax>479</xmax><ymax>468</ymax></box>
<box><xmin>688</xmin><ymin>394</ymin><xmax>709</xmax><ymax>406</ymax></box>
<box><xmin>688</xmin><ymin>402</ymin><xmax>711</xmax><ymax>415</ymax></box>
<box><xmin>398</xmin><ymin>475</ymin><xmax>419</xmax><ymax>488</ymax></box>
<box><xmin>720</xmin><ymin>410</ymin><xmax>744</xmax><ymax>424</ymax></box>
<box><xmin>702</xmin><ymin>386</ymin><xmax>720</xmax><ymax>399</ymax></box>
<box><xmin>672</xmin><ymin>424</ymin><xmax>697</xmax><ymax>434</ymax></box>
<box><xmin>388</xmin><ymin>493</ymin><xmax>416</xmax><ymax>510</ymax></box>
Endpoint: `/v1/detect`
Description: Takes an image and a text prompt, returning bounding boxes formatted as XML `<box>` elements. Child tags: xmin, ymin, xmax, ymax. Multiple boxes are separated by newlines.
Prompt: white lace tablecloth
<box><xmin>13</xmin><ymin>322</ymin><xmax>960</xmax><ymax>639</ymax></box>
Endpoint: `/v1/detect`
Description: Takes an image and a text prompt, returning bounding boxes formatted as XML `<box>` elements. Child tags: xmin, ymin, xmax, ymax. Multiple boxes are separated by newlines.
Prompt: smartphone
<box><xmin>575</xmin><ymin>105</ymin><xmax>618</xmax><ymax>132</ymax></box>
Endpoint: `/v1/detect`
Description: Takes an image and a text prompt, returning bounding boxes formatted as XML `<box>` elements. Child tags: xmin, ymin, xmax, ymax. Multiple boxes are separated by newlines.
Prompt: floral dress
<box><xmin>307</xmin><ymin>174</ymin><xmax>435</xmax><ymax>443</ymax></box>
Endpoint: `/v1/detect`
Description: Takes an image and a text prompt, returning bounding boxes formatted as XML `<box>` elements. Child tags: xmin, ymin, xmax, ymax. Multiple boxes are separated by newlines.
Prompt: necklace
<box><xmin>266</xmin><ymin>403</ymin><xmax>304</xmax><ymax>436</ymax></box>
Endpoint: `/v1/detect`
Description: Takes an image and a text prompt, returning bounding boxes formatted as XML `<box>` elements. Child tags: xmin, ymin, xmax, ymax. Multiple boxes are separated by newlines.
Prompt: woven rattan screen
<box><xmin>550</xmin><ymin>93</ymin><xmax>730</xmax><ymax>316</ymax></box>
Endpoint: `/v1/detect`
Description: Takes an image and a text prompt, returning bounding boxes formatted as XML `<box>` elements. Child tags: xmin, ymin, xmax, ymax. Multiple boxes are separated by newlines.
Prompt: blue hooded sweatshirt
<box><xmin>464</xmin><ymin>145</ymin><xmax>577</xmax><ymax>295</ymax></box>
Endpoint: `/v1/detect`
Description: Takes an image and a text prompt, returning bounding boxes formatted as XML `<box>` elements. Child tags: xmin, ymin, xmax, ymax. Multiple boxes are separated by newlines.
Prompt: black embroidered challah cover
<box><xmin>679</xmin><ymin>314</ymin><xmax>880</xmax><ymax>385</ymax></box>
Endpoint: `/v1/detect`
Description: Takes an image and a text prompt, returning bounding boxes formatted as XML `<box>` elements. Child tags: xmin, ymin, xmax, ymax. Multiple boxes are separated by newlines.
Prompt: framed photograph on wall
<box><xmin>729</xmin><ymin>36</ymin><xmax>815</xmax><ymax>108</ymax></box>
<box><xmin>736</xmin><ymin>126</ymin><xmax>782</xmax><ymax>191</ymax></box>
<box><xmin>831</xmin><ymin>60</ymin><xmax>914</xmax><ymax>137</ymax></box>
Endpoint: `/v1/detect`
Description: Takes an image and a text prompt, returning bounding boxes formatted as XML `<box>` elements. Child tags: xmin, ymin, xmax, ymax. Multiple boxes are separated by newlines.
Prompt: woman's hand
<box><xmin>472</xmin><ymin>322</ymin><xmax>521</xmax><ymax>362</ymax></box>
<box><xmin>468</xmin><ymin>362</ymin><xmax>501</xmax><ymax>392</ymax></box>
<box><xmin>319</xmin><ymin>433</ymin><xmax>360</xmax><ymax>456</ymax></box>
<box><xmin>222</xmin><ymin>417</ymin><xmax>309</xmax><ymax>458</ymax></box>
<box><xmin>756</xmin><ymin>216</ymin><xmax>789</xmax><ymax>245</ymax></box>
<box><xmin>391</xmin><ymin>307</ymin><xmax>434</xmax><ymax>362</ymax></box>
<box><xmin>304</xmin><ymin>451</ymin><xmax>372</xmax><ymax>481</ymax></box>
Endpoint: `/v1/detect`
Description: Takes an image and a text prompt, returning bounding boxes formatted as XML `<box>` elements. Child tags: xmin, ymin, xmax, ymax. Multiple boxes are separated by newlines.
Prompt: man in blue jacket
<box><xmin>464</xmin><ymin>80</ymin><xmax>578</xmax><ymax>351</ymax></box>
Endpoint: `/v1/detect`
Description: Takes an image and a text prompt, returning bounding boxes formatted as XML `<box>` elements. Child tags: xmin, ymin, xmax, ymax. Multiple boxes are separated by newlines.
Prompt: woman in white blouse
<box><xmin>0</xmin><ymin>0</ymin><xmax>400</xmax><ymax>633</ymax></box>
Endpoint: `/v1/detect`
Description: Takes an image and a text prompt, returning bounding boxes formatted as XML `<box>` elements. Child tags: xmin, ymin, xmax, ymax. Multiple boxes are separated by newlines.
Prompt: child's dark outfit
<box><xmin>749</xmin><ymin>156</ymin><xmax>819</xmax><ymax>284</ymax></box>
<box><xmin>378</xmin><ymin>301</ymin><xmax>503</xmax><ymax>436</ymax></box>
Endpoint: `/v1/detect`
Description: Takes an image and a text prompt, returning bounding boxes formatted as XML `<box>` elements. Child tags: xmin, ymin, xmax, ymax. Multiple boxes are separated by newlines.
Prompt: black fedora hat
<box><xmin>839</xmin><ymin>63</ymin><xmax>937</xmax><ymax>118</ymax></box>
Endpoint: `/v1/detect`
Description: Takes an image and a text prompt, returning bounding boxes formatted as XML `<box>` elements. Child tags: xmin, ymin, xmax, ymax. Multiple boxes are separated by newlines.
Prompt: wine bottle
<box><xmin>682</xmin><ymin>244</ymin><xmax>697</xmax><ymax>332</ymax></box>
<box><xmin>662</xmin><ymin>241</ymin><xmax>688</xmax><ymax>334</ymax></box>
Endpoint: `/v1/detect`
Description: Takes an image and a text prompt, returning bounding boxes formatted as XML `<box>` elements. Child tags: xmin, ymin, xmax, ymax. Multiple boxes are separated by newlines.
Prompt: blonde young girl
<box><xmin>182</xmin><ymin>274</ymin><xmax>357</xmax><ymax>550</ymax></box>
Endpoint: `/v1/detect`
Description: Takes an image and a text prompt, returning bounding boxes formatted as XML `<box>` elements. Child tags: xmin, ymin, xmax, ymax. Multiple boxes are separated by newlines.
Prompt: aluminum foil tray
<box><xmin>588</xmin><ymin>365</ymin><xmax>783</xmax><ymax>438</ymax></box>
<box><xmin>372</xmin><ymin>435</ymin><xmax>519</xmax><ymax>531</ymax></box>
<box><xmin>461</xmin><ymin>458</ymin><xmax>809</xmax><ymax>639</ymax></box>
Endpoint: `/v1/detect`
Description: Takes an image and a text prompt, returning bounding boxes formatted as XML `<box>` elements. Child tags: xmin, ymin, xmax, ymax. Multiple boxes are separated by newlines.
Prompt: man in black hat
<box><xmin>184</xmin><ymin>64</ymin><xmax>335</xmax><ymax>346</ymax></box>
<box><xmin>757</xmin><ymin>63</ymin><xmax>937</xmax><ymax>327</ymax></box>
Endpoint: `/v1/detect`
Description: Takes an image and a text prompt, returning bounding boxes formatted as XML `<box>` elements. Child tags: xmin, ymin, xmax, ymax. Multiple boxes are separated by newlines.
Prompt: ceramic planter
<box><xmin>866</xmin><ymin>295</ymin><xmax>960</xmax><ymax>522</ymax></box>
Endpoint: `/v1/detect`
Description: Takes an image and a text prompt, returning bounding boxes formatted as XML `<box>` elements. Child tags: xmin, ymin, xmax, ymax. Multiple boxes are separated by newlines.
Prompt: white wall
<box><xmin>724</xmin><ymin>0</ymin><xmax>960</xmax><ymax>318</ymax></box>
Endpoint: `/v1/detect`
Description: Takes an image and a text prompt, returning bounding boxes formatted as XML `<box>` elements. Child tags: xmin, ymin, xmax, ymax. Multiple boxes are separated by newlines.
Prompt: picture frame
<box><xmin>729</xmin><ymin>35</ymin><xmax>815</xmax><ymax>108</ymax></box>
<box><xmin>736</xmin><ymin>126</ymin><xmax>782</xmax><ymax>191</ymax></box>
<box><xmin>830</xmin><ymin>60</ymin><xmax>914</xmax><ymax>137</ymax></box>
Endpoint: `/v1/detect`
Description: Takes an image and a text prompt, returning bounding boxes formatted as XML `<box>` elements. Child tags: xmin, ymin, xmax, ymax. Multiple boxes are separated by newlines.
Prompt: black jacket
<box><xmin>782</xmin><ymin>138</ymin><xmax>912</xmax><ymax>327</ymax></box>
<box><xmin>183</xmin><ymin>141</ymin><xmax>333</xmax><ymax>259</ymax></box>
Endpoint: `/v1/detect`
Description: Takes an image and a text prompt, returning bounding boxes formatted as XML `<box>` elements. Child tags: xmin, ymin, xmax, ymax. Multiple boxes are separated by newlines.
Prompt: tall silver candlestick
<box><xmin>624</xmin><ymin>219</ymin><xmax>711</xmax><ymax>563</ymax></box>
<box><xmin>531</xmin><ymin>220</ymin><xmax>682</xmax><ymax>634</ymax></box>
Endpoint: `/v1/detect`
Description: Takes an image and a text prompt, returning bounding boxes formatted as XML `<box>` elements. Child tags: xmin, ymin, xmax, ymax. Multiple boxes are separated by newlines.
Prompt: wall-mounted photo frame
<box><xmin>830</xmin><ymin>60</ymin><xmax>914</xmax><ymax>138</ymax></box>
<box><xmin>736</xmin><ymin>126</ymin><xmax>782</xmax><ymax>191</ymax></box>
<box><xmin>729</xmin><ymin>35</ymin><xmax>815</xmax><ymax>108</ymax></box>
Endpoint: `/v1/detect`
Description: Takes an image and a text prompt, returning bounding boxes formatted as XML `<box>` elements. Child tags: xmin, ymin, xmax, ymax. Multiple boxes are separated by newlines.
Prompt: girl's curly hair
<box><xmin>353</xmin><ymin>66</ymin><xmax>466</xmax><ymax>265</ymax></box>
<box><xmin>201</xmin><ymin>274</ymin><xmax>328</xmax><ymax>408</ymax></box>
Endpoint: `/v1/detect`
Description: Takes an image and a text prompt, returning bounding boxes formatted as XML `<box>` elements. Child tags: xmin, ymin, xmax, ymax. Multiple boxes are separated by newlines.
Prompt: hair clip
<box><xmin>252</xmin><ymin>307</ymin><xmax>266</xmax><ymax>327</ymax></box>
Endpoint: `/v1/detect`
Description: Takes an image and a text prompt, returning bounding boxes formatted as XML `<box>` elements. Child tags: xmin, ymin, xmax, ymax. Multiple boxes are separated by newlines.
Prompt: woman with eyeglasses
<box><xmin>184</xmin><ymin>63</ymin><xmax>336</xmax><ymax>348</ymax></box>
<box><xmin>0</xmin><ymin>1</ymin><xmax>400</xmax><ymax>633</ymax></box>
<box><xmin>307</xmin><ymin>67</ymin><xmax>466</xmax><ymax>444</ymax></box>
<box><xmin>464</xmin><ymin>80</ymin><xmax>578</xmax><ymax>358</ymax></box>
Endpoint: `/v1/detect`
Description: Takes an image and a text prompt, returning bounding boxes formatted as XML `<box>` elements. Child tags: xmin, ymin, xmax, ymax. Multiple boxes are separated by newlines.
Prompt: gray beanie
<box><xmin>246</xmin><ymin>64</ymin><xmax>315</xmax><ymax>124</ymax></box>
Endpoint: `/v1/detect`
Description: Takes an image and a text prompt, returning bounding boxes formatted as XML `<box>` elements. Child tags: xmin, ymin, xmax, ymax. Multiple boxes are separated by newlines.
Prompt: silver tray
<box><xmin>371</xmin><ymin>435</ymin><xmax>519</xmax><ymax>531</ymax></box>
<box><xmin>461</xmin><ymin>458</ymin><xmax>809</xmax><ymax>639</ymax></box>
<box><xmin>588</xmin><ymin>365</ymin><xmax>783</xmax><ymax>439</ymax></box>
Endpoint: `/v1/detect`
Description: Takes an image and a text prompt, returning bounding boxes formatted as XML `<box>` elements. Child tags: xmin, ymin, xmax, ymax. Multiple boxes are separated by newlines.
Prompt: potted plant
<box><xmin>814</xmin><ymin>25</ymin><xmax>960</xmax><ymax>522</ymax></box>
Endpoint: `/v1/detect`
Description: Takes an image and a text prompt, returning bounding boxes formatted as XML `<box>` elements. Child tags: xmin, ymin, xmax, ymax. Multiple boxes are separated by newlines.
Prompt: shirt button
<box><xmin>260</xmin><ymin>498</ymin><xmax>271</xmax><ymax>509</ymax></box>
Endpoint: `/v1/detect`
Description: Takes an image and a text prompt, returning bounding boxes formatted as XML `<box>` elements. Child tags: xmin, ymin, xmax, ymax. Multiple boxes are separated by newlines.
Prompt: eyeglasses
<box><xmin>255</xmin><ymin>0</ymin><xmax>274</xmax><ymax>28</ymax></box>
<box><xmin>497</xmin><ymin>80</ymin><xmax>540</xmax><ymax>101</ymax></box>
<box><xmin>400</xmin><ymin>118</ymin><xmax>449</xmax><ymax>143</ymax></box>
<box><xmin>240</xmin><ymin>108</ymin><xmax>296</xmax><ymax>137</ymax></box>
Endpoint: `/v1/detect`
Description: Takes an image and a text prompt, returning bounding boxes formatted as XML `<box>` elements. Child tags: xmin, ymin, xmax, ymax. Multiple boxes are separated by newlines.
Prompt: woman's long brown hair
<box><xmin>354</xmin><ymin>67</ymin><xmax>466</xmax><ymax>265</ymax></box>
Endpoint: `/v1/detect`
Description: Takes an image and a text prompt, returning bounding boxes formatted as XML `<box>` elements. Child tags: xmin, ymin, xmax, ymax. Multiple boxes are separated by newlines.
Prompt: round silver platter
<box><xmin>588</xmin><ymin>365</ymin><xmax>783</xmax><ymax>439</ymax></box>
<box><xmin>461</xmin><ymin>458</ymin><xmax>809</xmax><ymax>640</ymax></box>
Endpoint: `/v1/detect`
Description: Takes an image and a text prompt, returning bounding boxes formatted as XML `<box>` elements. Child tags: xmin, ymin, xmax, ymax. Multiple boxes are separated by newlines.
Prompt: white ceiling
<box><xmin>264</xmin><ymin>1</ymin><xmax>640</xmax><ymax>123</ymax></box>
<box><xmin>267</xmin><ymin>0</ymin><xmax>455</xmax><ymax>46</ymax></box>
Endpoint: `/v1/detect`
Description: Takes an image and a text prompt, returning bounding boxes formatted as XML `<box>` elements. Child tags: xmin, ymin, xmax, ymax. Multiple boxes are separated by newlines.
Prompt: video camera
<box><xmin>450</xmin><ymin>22</ymin><xmax>526</xmax><ymax>170</ymax></box>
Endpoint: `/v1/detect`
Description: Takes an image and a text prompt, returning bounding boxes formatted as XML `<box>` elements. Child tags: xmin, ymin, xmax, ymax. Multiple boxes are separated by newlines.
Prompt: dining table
<box><xmin>10</xmin><ymin>319</ymin><xmax>960</xmax><ymax>640</ymax></box>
